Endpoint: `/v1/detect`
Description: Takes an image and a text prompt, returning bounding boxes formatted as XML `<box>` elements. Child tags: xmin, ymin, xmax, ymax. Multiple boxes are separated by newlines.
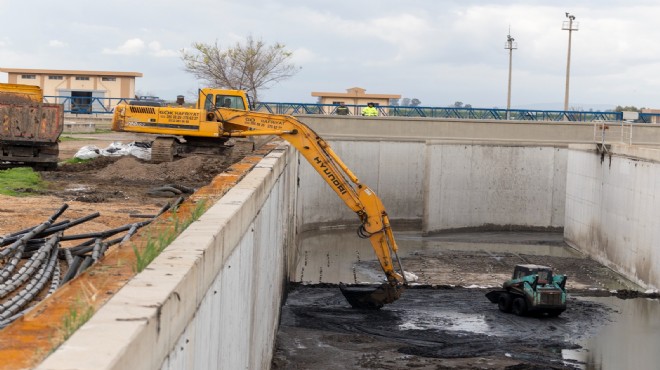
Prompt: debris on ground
<box><xmin>74</xmin><ymin>141</ymin><xmax>151</xmax><ymax>160</ymax></box>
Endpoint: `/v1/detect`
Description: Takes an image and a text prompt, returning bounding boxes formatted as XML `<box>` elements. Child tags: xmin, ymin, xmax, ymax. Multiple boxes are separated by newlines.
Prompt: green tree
<box><xmin>181</xmin><ymin>36</ymin><xmax>300</xmax><ymax>102</ymax></box>
<box><xmin>614</xmin><ymin>105</ymin><xmax>644</xmax><ymax>112</ymax></box>
<box><xmin>452</xmin><ymin>101</ymin><xmax>472</xmax><ymax>108</ymax></box>
<box><xmin>399</xmin><ymin>98</ymin><xmax>421</xmax><ymax>107</ymax></box>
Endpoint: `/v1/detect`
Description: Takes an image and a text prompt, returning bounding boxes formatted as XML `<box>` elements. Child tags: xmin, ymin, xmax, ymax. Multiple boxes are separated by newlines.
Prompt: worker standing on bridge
<box><xmin>336</xmin><ymin>102</ymin><xmax>349</xmax><ymax>115</ymax></box>
<box><xmin>361</xmin><ymin>102</ymin><xmax>378</xmax><ymax>116</ymax></box>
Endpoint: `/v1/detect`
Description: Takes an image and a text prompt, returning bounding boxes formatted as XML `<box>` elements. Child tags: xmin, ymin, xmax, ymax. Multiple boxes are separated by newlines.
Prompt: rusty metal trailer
<box><xmin>0</xmin><ymin>87</ymin><xmax>63</xmax><ymax>170</ymax></box>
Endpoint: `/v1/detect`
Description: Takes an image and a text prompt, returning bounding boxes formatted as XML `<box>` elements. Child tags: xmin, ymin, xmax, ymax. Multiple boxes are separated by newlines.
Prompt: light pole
<box><xmin>562</xmin><ymin>13</ymin><xmax>579</xmax><ymax>112</ymax></box>
<box><xmin>505</xmin><ymin>30</ymin><xmax>517</xmax><ymax>118</ymax></box>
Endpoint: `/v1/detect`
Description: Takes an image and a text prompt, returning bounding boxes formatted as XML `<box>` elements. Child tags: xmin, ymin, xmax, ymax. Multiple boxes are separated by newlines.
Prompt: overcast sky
<box><xmin>1</xmin><ymin>0</ymin><xmax>659</xmax><ymax>110</ymax></box>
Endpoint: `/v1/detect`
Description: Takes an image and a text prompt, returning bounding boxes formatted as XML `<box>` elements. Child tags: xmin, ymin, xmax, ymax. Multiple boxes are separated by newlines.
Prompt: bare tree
<box><xmin>181</xmin><ymin>36</ymin><xmax>300</xmax><ymax>102</ymax></box>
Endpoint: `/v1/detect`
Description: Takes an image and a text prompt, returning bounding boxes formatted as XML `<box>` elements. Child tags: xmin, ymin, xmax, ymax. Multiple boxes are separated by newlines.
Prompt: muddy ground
<box><xmin>273</xmin><ymin>230</ymin><xmax>659</xmax><ymax>370</ymax></box>
<box><xmin>273</xmin><ymin>286</ymin><xmax>609</xmax><ymax>370</ymax></box>
<box><xmin>0</xmin><ymin>132</ymin><xmax>254</xmax><ymax>238</ymax></box>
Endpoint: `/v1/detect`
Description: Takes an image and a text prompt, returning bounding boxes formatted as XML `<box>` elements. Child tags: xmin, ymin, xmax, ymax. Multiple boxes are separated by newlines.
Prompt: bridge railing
<box><xmin>44</xmin><ymin>96</ymin><xmax>130</xmax><ymax>114</ymax></box>
<box><xmin>43</xmin><ymin>96</ymin><xmax>660</xmax><ymax>123</ymax></box>
<box><xmin>256</xmin><ymin>102</ymin><xmax>632</xmax><ymax>122</ymax></box>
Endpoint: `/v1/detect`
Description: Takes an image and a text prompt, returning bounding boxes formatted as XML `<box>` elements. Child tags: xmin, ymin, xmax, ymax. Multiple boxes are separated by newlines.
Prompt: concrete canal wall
<box><xmin>39</xmin><ymin>145</ymin><xmax>298</xmax><ymax>370</ymax></box>
<box><xmin>297</xmin><ymin>139</ymin><xmax>567</xmax><ymax>234</ymax></box>
<box><xmin>564</xmin><ymin>144</ymin><xmax>660</xmax><ymax>291</ymax></box>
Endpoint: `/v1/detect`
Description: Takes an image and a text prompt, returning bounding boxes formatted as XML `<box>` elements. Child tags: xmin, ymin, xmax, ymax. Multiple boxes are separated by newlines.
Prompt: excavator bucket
<box><xmin>339</xmin><ymin>283</ymin><xmax>403</xmax><ymax>310</ymax></box>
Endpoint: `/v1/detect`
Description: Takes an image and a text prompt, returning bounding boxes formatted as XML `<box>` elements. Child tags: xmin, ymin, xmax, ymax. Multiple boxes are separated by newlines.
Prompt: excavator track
<box><xmin>150</xmin><ymin>137</ymin><xmax>176</xmax><ymax>163</ymax></box>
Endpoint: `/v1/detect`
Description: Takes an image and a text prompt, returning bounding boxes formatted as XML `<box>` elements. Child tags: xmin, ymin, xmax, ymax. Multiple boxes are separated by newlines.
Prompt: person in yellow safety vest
<box><xmin>361</xmin><ymin>102</ymin><xmax>378</xmax><ymax>116</ymax></box>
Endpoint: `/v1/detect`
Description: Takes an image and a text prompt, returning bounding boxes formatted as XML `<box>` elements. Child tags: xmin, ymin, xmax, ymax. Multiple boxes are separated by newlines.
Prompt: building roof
<box><xmin>0</xmin><ymin>68</ymin><xmax>143</xmax><ymax>77</ymax></box>
<box><xmin>311</xmin><ymin>87</ymin><xmax>400</xmax><ymax>99</ymax></box>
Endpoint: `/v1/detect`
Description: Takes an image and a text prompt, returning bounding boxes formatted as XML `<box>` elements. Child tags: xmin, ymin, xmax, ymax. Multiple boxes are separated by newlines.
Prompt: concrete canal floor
<box><xmin>272</xmin><ymin>230</ymin><xmax>660</xmax><ymax>369</ymax></box>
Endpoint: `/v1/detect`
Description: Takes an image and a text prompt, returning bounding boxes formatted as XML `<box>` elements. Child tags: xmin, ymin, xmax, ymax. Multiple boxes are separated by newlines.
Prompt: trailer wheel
<box><xmin>498</xmin><ymin>293</ymin><xmax>512</xmax><ymax>313</ymax></box>
<box><xmin>512</xmin><ymin>297</ymin><xmax>527</xmax><ymax>316</ymax></box>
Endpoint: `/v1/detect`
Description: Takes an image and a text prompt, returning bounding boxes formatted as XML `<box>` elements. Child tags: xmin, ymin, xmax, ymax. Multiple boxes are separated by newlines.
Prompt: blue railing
<box><xmin>44</xmin><ymin>96</ymin><xmax>660</xmax><ymax>123</ymax></box>
<box><xmin>255</xmin><ymin>102</ymin><xmax>632</xmax><ymax>122</ymax></box>
<box><xmin>43</xmin><ymin>96</ymin><xmax>130</xmax><ymax>115</ymax></box>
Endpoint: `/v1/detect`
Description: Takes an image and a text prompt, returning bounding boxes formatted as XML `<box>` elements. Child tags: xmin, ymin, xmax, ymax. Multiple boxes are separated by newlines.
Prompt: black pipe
<box><xmin>37</xmin><ymin>212</ymin><xmax>100</xmax><ymax>237</ymax></box>
<box><xmin>60</xmin><ymin>256</ymin><xmax>83</xmax><ymax>285</ymax></box>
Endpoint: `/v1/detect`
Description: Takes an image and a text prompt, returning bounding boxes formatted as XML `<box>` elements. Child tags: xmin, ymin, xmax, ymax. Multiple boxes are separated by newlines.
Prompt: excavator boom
<box><xmin>112</xmin><ymin>90</ymin><xmax>407</xmax><ymax>308</ymax></box>
<box><xmin>215</xmin><ymin>108</ymin><xmax>406</xmax><ymax>307</ymax></box>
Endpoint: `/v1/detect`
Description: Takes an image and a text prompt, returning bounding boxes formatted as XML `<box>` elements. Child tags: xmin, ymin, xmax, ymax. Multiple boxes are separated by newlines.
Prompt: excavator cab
<box><xmin>214</xmin><ymin>95</ymin><xmax>246</xmax><ymax>110</ymax></box>
<box><xmin>199</xmin><ymin>88</ymin><xmax>251</xmax><ymax>113</ymax></box>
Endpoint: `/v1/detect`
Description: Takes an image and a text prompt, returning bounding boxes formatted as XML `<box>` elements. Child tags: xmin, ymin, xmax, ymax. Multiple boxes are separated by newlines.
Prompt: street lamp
<box><xmin>505</xmin><ymin>29</ymin><xmax>517</xmax><ymax>118</ymax></box>
<box><xmin>562</xmin><ymin>13</ymin><xmax>579</xmax><ymax>112</ymax></box>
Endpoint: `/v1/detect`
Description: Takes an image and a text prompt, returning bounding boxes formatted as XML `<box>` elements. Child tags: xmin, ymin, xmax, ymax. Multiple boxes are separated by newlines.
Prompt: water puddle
<box><xmin>399</xmin><ymin>309</ymin><xmax>490</xmax><ymax>334</ymax></box>
<box><xmin>563</xmin><ymin>296</ymin><xmax>660</xmax><ymax>369</ymax></box>
<box><xmin>294</xmin><ymin>228</ymin><xmax>584</xmax><ymax>285</ymax></box>
<box><xmin>65</xmin><ymin>184</ymin><xmax>90</xmax><ymax>192</ymax></box>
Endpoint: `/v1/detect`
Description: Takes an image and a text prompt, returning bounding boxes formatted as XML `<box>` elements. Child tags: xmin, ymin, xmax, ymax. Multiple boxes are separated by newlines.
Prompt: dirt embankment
<box><xmin>0</xmin><ymin>135</ymin><xmax>255</xmax><ymax>238</ymax></box>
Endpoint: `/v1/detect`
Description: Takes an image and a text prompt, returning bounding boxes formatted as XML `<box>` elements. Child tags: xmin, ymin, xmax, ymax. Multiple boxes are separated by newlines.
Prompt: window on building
<box><xmin>101</xmin><ymin>77</ymin><xmax>116</xmax><ymax>82</ymax></box>
<box><xmin>21</xmin><ymin>74</ymin><xmax>36</xmax><ymax>79</ymax></box>
<box><xmin>332</xmin><ymin>101</ymin><xmax>345</xmax><ymax>105</ymax></box>
<box><xmin>49</xmin><ymin>75</ymin><xmax>64</xmax><ymax>80</ymax></box>
<box><xmin>75</xmin><ymin>76</ymin><xmax>90</xmax><ymax>81</ymax></box>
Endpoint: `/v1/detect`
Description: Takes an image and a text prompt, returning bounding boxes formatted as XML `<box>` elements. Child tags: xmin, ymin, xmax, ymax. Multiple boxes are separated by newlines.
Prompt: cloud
<box><xmin>285</xmin><ymin>8</ymin><xmax>433</xmax><ymax>64</ymax></box>
<box><xmin>49</xmin><ymin>40</ymin><xmax>67</xmax><ymax>48</ymax></box>
<box><xmin>290</xmin><ymin>47</ymin><xmax>320</xmax><ymax>64</ymax></box>
<box><xmin>102</xmin><ymin>38</ymin><xmax>145</xmax><ymax>55</ymax></box>
<box><xmin>101</xmin><ymin>39</ymin><xmax>177</xmax><ymax>57</ymax></box>
<box><xmin>148</xmin><ymin>41</ymin><xmax>178</xmax><ymax>57</ymax></box>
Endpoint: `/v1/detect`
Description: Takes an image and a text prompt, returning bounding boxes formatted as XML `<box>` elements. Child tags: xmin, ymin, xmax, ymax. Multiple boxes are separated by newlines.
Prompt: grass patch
<box><xmin>134</xmin><ymin>199</ymin><xmax>208</xmax><ymax>272</ymax></box>
<box><xmin>60</xmin><ymin>157</ymin><xmax>94</xmax><ymax>165</ymax></box>
<box><xmin>62</xmin><ymin>300</ymin><xmax>95</xmax><ymax>341</ymax></box>
<box><xmin>0</xmin><ymin>167</ymin><xmax>44</xmax><ymax>196</ymax></box>
<box><xmin>59</xmin><ymin>135</ymin><xmax>93</xmax><ymax>142</ymax></box>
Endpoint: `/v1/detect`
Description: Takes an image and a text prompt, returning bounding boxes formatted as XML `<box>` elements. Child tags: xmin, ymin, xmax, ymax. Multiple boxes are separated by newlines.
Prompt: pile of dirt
<box><xmin>51</xmin><ymin>155</ymin><xmax>232</xmax><ymax>186</ymax></box>
<box><xmin>92</xmin><ymin>156</ymin><xmax>232</xmax><ymax>185</ymax></box>
<box><xmin>40</xmin><ymin>143</ymin><xmax>255</xmax><ymax>205</ymax></box>
<box><xmin>1</xmin><ymin>139</ymin><xmax>258</xmax><ymax>237</ymax></box>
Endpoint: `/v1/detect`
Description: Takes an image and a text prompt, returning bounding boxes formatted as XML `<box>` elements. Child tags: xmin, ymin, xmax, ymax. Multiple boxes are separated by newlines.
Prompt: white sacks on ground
<box><xmin>74</xmin><ymin>141</ymin><xmax>151</xmax><ymax>161</ymax></box>
<box><xmin>73</xmin><ymin>145</ymin><xmax>101</xmax><ymax>160</ymax></box>
<box><xmin>126</xmin><ymin>142</ymin><xmax>151</xmax><ymax>160</ymax></box>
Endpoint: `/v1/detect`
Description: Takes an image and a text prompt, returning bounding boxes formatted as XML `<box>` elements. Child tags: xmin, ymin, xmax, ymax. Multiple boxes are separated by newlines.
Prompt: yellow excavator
<box><xmin>112</xmin><ymin>88</ymin><xmax>407</xmax><ymax>308</ymax></box>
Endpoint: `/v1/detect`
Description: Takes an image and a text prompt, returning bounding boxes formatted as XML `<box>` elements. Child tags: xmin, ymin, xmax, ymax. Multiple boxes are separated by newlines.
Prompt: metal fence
<box><xmin>43</xmin><ymin>96</ymin><xmax>130</xmax><ymax>115</ymax></box>
<box><xmin>593</xmin><ymin>121</ymin><xmax>633</xmax><ymax>145</ymax></box>
<box><xmin>44</xmin><ymin>96</ymin><xmax>660</xmax><ymax>123</ymax></box>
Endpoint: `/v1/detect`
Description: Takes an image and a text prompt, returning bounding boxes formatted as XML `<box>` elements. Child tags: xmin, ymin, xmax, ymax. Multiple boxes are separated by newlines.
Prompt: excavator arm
<box><xmin>214</xmin><ymin>107</ymin><xmax>406</xmax><ymax>307</ymax></box>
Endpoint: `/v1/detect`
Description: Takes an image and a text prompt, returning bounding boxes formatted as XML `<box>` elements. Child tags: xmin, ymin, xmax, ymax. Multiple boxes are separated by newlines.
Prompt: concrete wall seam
<box><xmin>299</xmin><ymin>140</ymin><xmax>568</xmax><ymax>233</ymax></box>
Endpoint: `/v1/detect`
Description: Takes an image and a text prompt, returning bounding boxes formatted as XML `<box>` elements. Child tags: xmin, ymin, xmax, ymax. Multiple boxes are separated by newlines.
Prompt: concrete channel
<box><xmin>9</xmin><ymin>117</ymin><xmax>660</xmax><ymax>368</ymax></box>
